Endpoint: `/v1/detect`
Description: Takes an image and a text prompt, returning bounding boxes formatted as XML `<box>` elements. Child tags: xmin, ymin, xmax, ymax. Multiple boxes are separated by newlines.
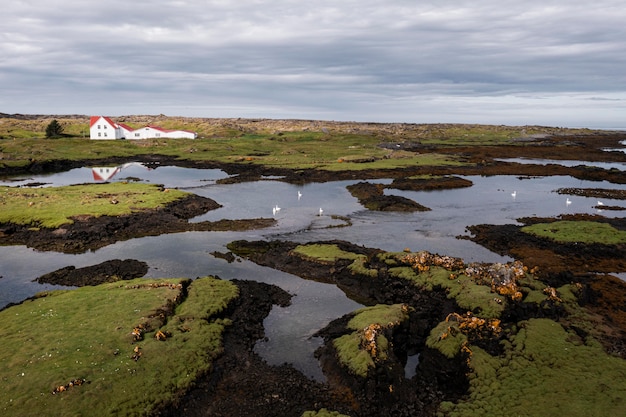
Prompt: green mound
<box><xmin>0</xmin><ymin>277</ymin><xmax>238</xmax><ymax>416</ymax></box>
<box><xmin>0</xmin><ymin>183</ymin><xmax>189</xmax><ymax>229</ymax></box>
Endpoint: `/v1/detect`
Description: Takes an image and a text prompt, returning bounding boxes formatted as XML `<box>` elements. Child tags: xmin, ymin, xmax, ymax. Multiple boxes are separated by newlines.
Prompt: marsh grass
<box><xmin>290</xmin><ymin>243</ymin><xmax>363</xmax><ymax>263</ymax></box>
<box><xmin>521</xmin><ymin>220</ymin><xmax>626</xmax><ymax>244</ymax></box>
<box><xmin>0</xmin><ymin>276</ymin><xmax>238</xmax><ymax>417</ymax></box>
<box><xmin>0</xmin><ymin>183</ymin><xmax>188</xmax><ymax>228</ymax></box>
<box><xmin>439</xmin><ymin>318</ymin><xmax>626</xmax><ymax>417</ymax></box>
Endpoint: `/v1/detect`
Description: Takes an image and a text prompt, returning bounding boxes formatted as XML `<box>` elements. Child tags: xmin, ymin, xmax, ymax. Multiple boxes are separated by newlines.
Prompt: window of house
<box><xmin>98</xmin><ymin>132</ymin><xmax>101</xmax><ymax>137</ymax></box>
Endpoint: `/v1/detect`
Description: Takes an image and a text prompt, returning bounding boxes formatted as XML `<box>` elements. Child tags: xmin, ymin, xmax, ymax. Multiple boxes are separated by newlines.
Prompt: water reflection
<box><xmin>495</xmin><ymin>157</ymin><xmax>626</xmax><ymax>170</ymax></box>
<box><xmin>1</xmin><ymin>165</ymin><xmax>626</xmax><ymax>380</ymax></box>
<box><xmin>0</xmin><ymin>162</ymin><xmax>231</xmax><ymax>188</ymax></box>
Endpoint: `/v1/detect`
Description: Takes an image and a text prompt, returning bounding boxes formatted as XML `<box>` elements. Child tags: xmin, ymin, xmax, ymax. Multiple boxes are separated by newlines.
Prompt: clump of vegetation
<box><xmin>44</xmin><ymin>120</ymin><xmax>64</xmax><ymax>138</ymax></box>
<box><xmin>290</xmin><ymin>243</ymin><xmax>378</xmax><ymax>277</ymax></box>
<box><xmin>333</xmin><ymin>304</ymin><xmax>410</xmax><ymax>377</ymax></box>
<box><xmin>439</xmin><ymin>318</ymin><xmax>626</xmax><ymax>417</ymax></box>
<box><xmin>0</xmin><ymin>276</ymin><xmax>238</xmax><ymax>416</ymax></box>
<box><xmin>290</xmin><ymin>243</ymin><xmax>363</xmax><ymax>264</ymax></box>
<box><xmin>521</xmin><ymin>220</ymin><xmax>626</xmax><ymax>244</ymax></box>
<box><xmin>0</xmin><ymin>182</ymin><xmax>189</xmax><ymax>228</ymax></box>
<box><xmin>383</xmin><ymin>251</ymin><xmax>511</xmax><ymax>319</ymax></box>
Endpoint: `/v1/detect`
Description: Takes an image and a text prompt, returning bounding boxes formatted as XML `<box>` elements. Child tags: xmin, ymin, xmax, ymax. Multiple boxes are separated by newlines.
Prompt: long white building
<box><xmin>89</xmin><ymin>116</ymin><xmax>197</xmax><ymax>140</ymax></box>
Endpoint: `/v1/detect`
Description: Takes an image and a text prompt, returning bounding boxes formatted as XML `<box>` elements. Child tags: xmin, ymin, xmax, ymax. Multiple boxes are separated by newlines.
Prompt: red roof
<box><xmin>90</xmin><ymin>116</ymin><xmax>117</xmax><ymax>128</ymax></box>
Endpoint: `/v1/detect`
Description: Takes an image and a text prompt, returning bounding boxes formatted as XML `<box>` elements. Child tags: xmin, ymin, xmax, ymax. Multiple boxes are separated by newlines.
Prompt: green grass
<box><xmin>521</xmin><ymin>220</ymin><xmax>626</xmax><ymax>244</ymax></box>
<box><xmin>290</xmin><ymin>243</ymin><xmax>379</xmax><ymax>277</ymax></box>
<box><xmin>439</xmin><ymin>318</ymin><xmax>626</xmax><ymax>417</ymax></box>
<box><xmin>1</xmin><ymin>119</ymin><xmax>599</xmax><ymax>173</ymax></box>
<box><xmin>0</xmin><ymin>183</ymin><xmax>189</xmax><ymax>228</ymax></box>
<box><xmin>290</xmin><ymin>243</ymin><xmax>364</xmax><ymax>263</ymax></box>
<box><xmin>0</xmin><ymin>276</ymin><xmax>239</xmax><ymax>417</ymax></box>
<box><xmin>333</xmin><ymin>304</ymin><xmax>410</xmax><ymax>377</ymax></box>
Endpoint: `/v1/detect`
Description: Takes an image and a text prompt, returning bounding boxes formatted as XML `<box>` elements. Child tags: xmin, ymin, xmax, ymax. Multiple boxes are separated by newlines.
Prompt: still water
<box><xmin>1</xmin><ymin>162</ymin><xmax>625</xmax><ymax>380</ymax></box>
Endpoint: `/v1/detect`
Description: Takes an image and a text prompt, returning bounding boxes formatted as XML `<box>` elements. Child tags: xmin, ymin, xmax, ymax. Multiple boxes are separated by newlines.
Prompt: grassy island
<box><xmin>0</xmin><ymin>183</ymin><xmax>189</xmax><ymax>229</ymax></box>
<box><xmin>0</xmin><ymin>277</ymin><xmax>238</xmax><ymax>416</ymax></box>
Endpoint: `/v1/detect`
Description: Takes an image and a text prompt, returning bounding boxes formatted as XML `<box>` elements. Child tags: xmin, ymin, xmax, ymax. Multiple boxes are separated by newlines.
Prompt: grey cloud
<box><xmin>1</xmin><ymin>1</ymin><xmax>625</xmax><ymax>126</ymax></box>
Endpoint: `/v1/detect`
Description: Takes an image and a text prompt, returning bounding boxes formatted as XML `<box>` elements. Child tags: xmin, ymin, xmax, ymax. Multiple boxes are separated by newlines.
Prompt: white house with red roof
<box><xmin>89</xmin><ymin>116</ymin><xmax>197</xmax><ymax>140</ymax></box>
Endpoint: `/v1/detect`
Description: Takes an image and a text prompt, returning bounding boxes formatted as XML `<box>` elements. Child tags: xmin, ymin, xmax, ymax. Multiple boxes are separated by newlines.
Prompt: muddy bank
<box><xmin>0</xmin><ymin>194</ymin><xmax>275</xmax><ymax>253</ymax></box>
<box><xmin>156</xmin><ymin>279</ymin><xmax>353</xmax><ymax>417</ymax></box>
<box><xmin>35</xmin><ymin>259</ymin><xmax>149</xmax><ymax>286</ymax></box>
<box><xmin>465</xmin><ymin>214</ymin><xmax>626</xmax><ymax>277</ymax></box>
<box><xmin>347</xmin><ymin>182</ymin><xmax>431</xmax><ymax>212</ymax></box>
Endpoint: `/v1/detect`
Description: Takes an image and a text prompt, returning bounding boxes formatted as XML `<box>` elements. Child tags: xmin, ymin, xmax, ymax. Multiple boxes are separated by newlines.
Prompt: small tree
<box><xmin>45</xmin><ymin>119</ymin><xmax>64</xmax><ymax>138</ymax></box>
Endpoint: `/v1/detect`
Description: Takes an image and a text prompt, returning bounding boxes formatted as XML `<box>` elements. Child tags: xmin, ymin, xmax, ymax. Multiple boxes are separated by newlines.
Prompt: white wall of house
<box><xmin>89</xmin><ymin>116</ymin><xmax>125</xmax><ymax>140</ymax></box>
<box><xmin>90</xmin><ymin>116</ymin><xmax>197</xmax><ymax>140</ymax></box>
<box><xmin>127</xmin><ymin>126</ymin><xmax>197</xmax><ymax>140</ymax></box>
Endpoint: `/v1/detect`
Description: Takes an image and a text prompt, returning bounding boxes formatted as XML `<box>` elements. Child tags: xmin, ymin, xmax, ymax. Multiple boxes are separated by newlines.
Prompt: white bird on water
<box><xmin>597</xmin><ymin>200</ymin><xmax>604</xmax><ymax>206</ymax></box>
<box><xmin>511</xmin><ymin>190</ymin><xmax>517</xmax><ymax>199</ymax></box>
<box><xmin>298</xmin><ymin>191</ymin><xmax>302</xmax><ymax>200</ymax></box>
<box><xmin>318</xmin><ymin>207</ymin><xmax>323</xmax><ymax>216</ymax></box>
<box><xmin>566</xmin><ymin>198</ymin><xmax>572</xmax><ymax>206</ymax></box>
<box><xmin>273</xmin><ymin>205</ymin><xmax>281</xmax><ymax>216</ymax></box>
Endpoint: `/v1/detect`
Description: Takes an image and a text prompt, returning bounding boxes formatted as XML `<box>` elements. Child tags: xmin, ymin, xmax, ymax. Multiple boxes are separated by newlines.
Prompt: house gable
<box><xmin>89</xmin><ymin>116</ymin><xmax>124</xmax><ymax>140</ymax></box>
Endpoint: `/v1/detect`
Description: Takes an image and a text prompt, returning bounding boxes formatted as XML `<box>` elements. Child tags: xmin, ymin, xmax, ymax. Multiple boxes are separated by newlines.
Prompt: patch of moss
<box><xmin>426</xmin><ymin>321</ymin><xmax>468</xmax><ymax>358</ymax></box>
<box><xmin>439</xmin><ymin>319</ymin><xmax>626</xmax><ymax>417</ymax></box>
<box><xmin>0</xmin><ymin>276</ymin><xmax>238</xmax><ymax>416</ymax></box>
<box><xmin>0</xmin><ymin>183</ymin><xmax>189</xmax><ymax>228</ymax></box>
<box><xmin>388</xmin><ymin>261</ymin><xmax>506</xmax><ymax>319</ymax></box>
<box><xmin>347</xmin><ymin>303</ymin><xmax>410</xmax><ymax>331</ymax></box>
<box><xmin>521</xmin><ymin>220</ymin><xmax>626</xmax><ymax>244</ymax></box>
<box><xmin>333</xmin><ymin>304</ymin><xmax>410</xmax><ymax>377</ymax></box>
<box><xmin>290</xmin><ymin>243</ymin><xmax>363</xmax><ymax>263</ymax></box>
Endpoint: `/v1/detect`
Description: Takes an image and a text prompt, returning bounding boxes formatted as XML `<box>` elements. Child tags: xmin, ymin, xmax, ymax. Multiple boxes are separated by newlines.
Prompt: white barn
<box><xmin>89</xmin><ymin>116</ymin><xmax>197</xmax><ymax>140</ymax></box>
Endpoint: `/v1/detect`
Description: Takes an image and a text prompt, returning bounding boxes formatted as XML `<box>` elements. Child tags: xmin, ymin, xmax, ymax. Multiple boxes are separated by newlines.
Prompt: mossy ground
<box><xmin>439</xmin><ymin>319</ymin><xmax>626</xmax><ymax>417</ymax></box>
<box><xmin>0</xmin><ymin>183</ymin><xmax>189</xmax><ymax>228</ymax></box>
<box><xmin>333</xmin><ymin>304</ymin><xmax>410</xmax><ymax>377</ymax></box>
<box><xmin>521</xmin><ymin>220</ymin><xmax>626</xmax><ymax>244</ymax></box>
<box><xmin>0</xmin><ymin>276</ymin><xmax>238</xmax><ymax>417</ymax></box>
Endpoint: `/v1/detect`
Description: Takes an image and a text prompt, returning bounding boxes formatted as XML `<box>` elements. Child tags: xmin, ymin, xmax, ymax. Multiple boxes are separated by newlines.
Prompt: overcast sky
<box><xmin>1</xmin><ymin>1</ymin><xmax>625</xmax><ymax>127</ymax></box>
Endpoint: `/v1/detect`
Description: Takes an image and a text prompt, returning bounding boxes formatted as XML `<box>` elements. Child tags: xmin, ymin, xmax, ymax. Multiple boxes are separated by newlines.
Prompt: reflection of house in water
<box><xmin>91</xmin><ymin>162</ymin><xmax>152</xmax><ymax>182</ymax></box>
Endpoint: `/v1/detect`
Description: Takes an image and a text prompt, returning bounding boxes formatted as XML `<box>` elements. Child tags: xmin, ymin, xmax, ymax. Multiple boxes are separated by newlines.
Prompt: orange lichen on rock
<box><xmin>401</xmin><ymin>251</ymin><xmax>465</xmax><ymax>273</ymax></box>
<box><xmin>464</xmin><ymin>260</ymin><xmax>528</xmax><ymax>301</ymax></box>
<box><xmin>446</xmin><ymin>312</ymin><xmax>502</xmax><ymax>340</ymax></box>
<box><xmin>361</xmin><ymin>323</ymin><xmax>382</xmax><ymax>358</ymax></box>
